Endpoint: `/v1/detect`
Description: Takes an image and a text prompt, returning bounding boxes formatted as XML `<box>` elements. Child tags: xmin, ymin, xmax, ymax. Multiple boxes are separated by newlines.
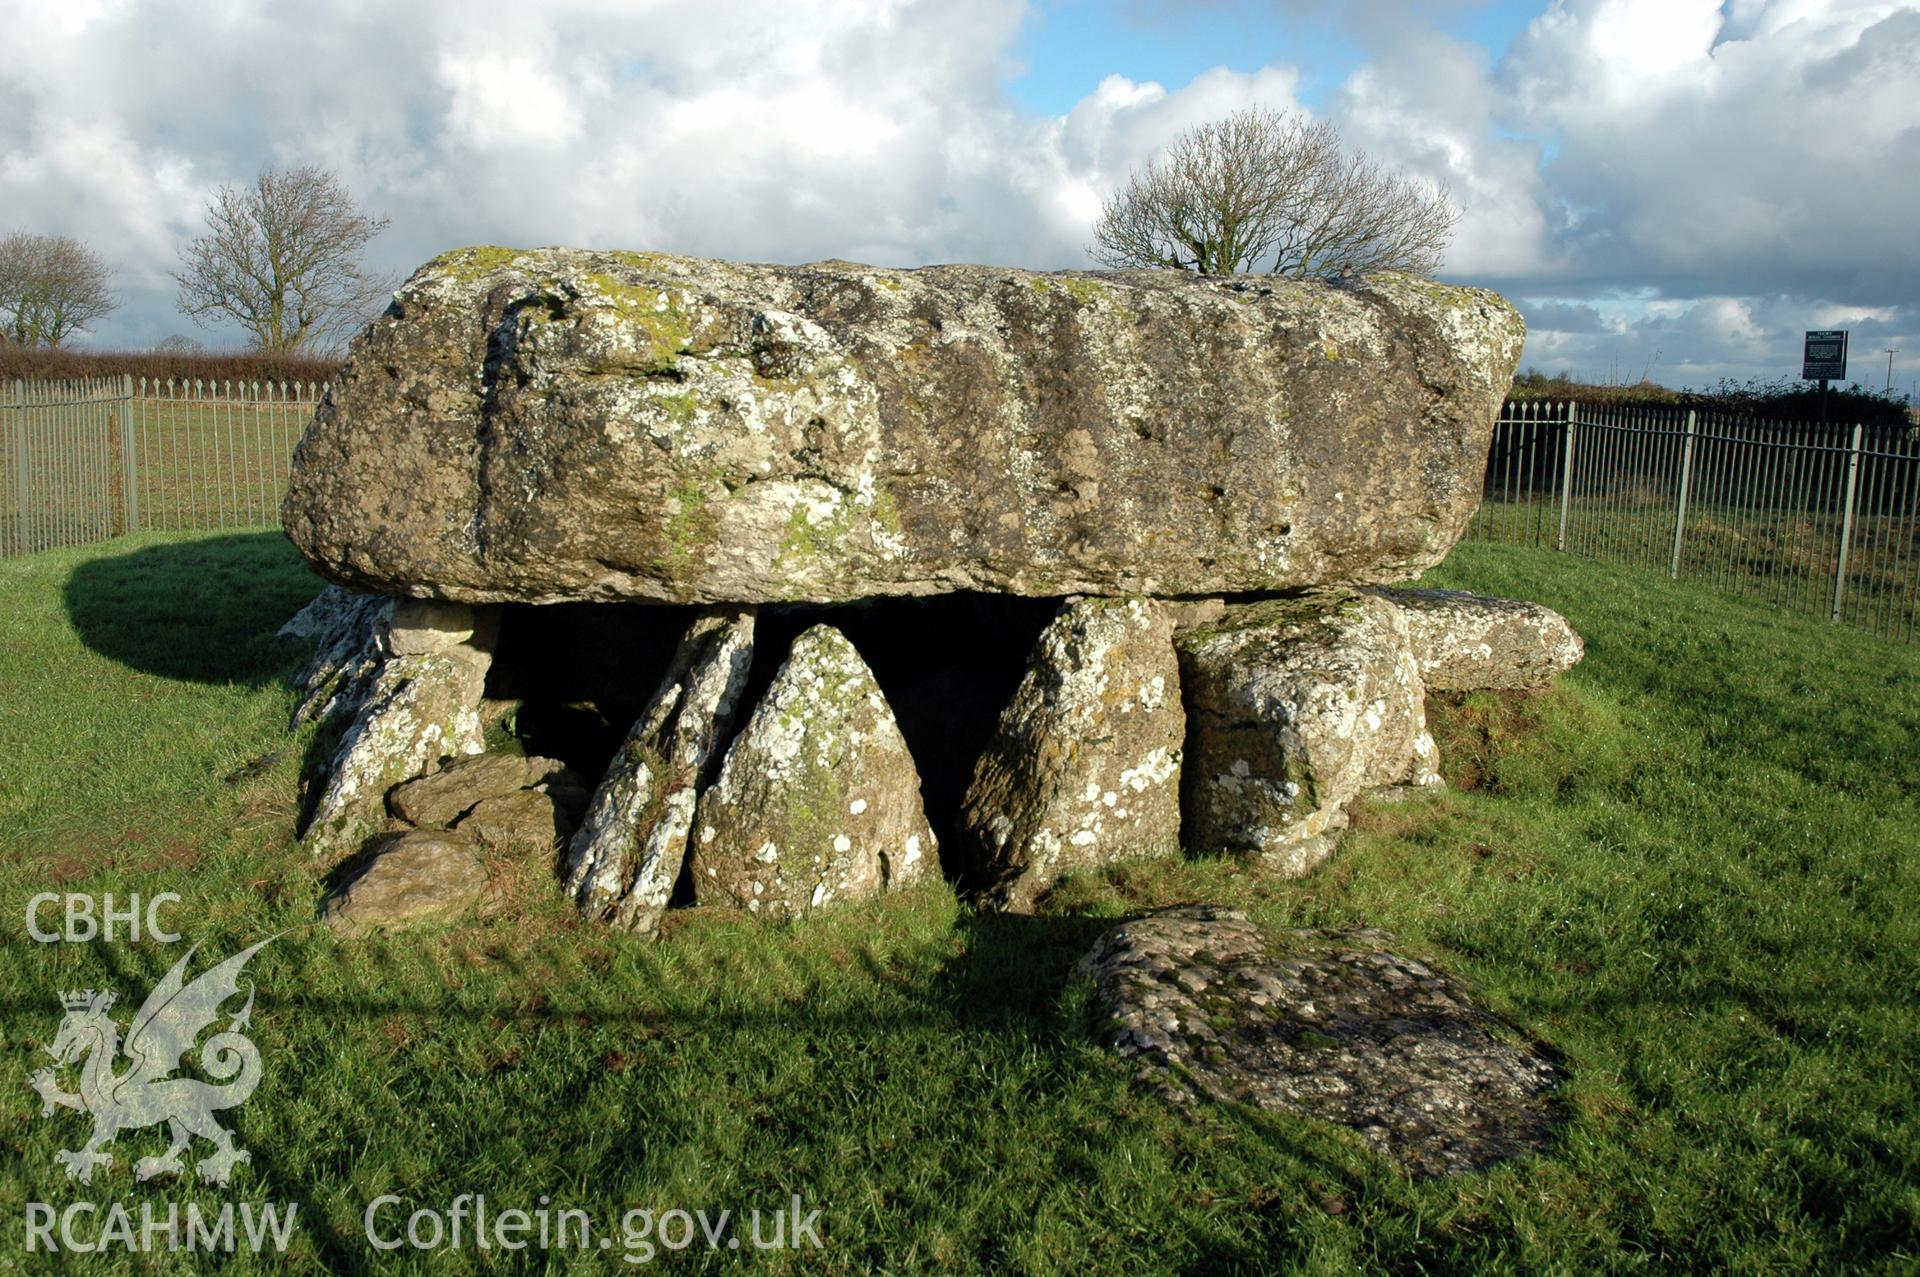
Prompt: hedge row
<box><xmin>0</xmin><ymin>347</ymin><xmax>344</xmax><ymax>387</ymax></box>
<box><xmin>1510</xmin><ymin>370</ymin><xmax>1914</xmax><ymax>425</ymax></box>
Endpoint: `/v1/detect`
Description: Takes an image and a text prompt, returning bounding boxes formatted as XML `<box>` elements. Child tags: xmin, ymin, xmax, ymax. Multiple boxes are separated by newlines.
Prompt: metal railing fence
<box><xmin>5</xmin><ymin>380</ymin><xmax>1917</xmax><ymax>643</ymax></box>
<box><xmin>1471</xmin><ymin>401</ymin><xmax>1920</xmax><ymax>642</ymax></box>
<box><xmin>2</xmin><ymin>376</ymin><xmax>322</xmax><ymax>560</ymax></box>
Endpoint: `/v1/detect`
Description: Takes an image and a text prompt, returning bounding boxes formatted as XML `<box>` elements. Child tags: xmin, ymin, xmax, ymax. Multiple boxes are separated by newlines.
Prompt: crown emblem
<box><xmin>61</xmin><ymin>989</ymin><xmax>114</xmax><ymax>1013</ymax></box>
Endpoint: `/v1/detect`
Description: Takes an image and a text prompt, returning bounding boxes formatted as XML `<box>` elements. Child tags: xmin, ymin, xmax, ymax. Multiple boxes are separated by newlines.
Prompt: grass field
<box><xmin>1</xmin><ymin>531</ymin><xmax>1916</xmax><ymax>1274</ymax></box>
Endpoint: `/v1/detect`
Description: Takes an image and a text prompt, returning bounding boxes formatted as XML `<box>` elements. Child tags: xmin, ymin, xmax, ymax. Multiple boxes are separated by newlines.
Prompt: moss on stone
<box><xmin>1031</xmin><ymin>275</ymin><xmax>1108</xmax><ymax>306</ymax></box>
<box><xmin>1379</xmin><ymin>272</ymin><xmax>1513</xmax><ymax>316</ymax></box>
<box><xmin>779</xmin><ymin>504</ymin><xmax>820</xmax><ymax>563</ymax></box>
<box><xmin>786</xmin><ymin>753</ymin><xmax>845</xmax><ymax>884</ymax></box>
<box><xmin>606</xmin><ymin>250</ymin><xmax>674</xmax><ymax>273</ymax></box>
<box><xmin>428</xmin><ymin>246</ymin><xmax>526</xmax><ymax>281</ymax></box>
<box><xmin>777</xmin><ymin>491</ymin><xmax>865</xmax><ymax>570</ymax></box>
<box><xmin>870</xmin><ymin>483</ymin><xmax>902</xmax><ymax>536</ymax></box>
<box><xmin>659</xmin><ymin>477</ymin><xmax>719</xmax><ymax>580</ymax></box>
<box><xmin>660</xmin><ymin>390</ymin><xmax>699</xmax><ymax>424</ymax></box>
<box><xmin>581</xmin><ymin>276</ymin><xmax>695</xmax><ymax>373</ymax></box>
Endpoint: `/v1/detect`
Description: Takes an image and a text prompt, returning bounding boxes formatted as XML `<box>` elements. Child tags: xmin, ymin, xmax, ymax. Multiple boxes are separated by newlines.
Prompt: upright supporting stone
<box><xmin>963</xmin><ymin>597</ymin><xmax>1185</xmax><ymax>910</ymax></box>
<box><xmin>690</xmin><ymin>625</ymin><xmax>937</xmax><ymax>917</ymax></box>
<box><xmin>1177</xmin><ymin>589</ymin><xmax>1437</xmax><ymax>876</ymax></box>
<box><xmin>565</xmin><ymin>608</ymin><xmax>756</xmax><ymax>935</ymax></box>
<box><xmin>300</xmin><ymin>601</ymin><xmax>497</xmax><ymax>863</ymax></box>
<box><xmin>281</xmin><ymin>585</ymin><xmax>391</xmax><ymax>730</ymax></box>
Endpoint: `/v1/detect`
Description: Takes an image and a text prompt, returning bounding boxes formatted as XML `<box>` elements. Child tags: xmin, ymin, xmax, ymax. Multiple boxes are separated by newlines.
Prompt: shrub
<box><xmin>0</xmin><ymin>345</ymin><xmax>342</xmax><ymax>387</ymax></box>
<box><xmin>1510</xmin><ymin>368</ymin><xmax>1913</xmax><ymax>426</ymax></box>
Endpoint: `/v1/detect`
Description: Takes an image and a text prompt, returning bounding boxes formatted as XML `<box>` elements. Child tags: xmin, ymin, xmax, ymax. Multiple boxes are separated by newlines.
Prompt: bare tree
<box><xmin>1092</xmin><ymin>107</ymin><xmax>1458</xmax><ymax>278</ymax></box>
<box><xmin>0</xmin><ymin>232</ymin><xmax>117</xmax><ymax>347</ymax></box>
<box><xmin>174</xmin><ymin>165</ymin><xmax>394</xmax><ymax>352</ymax></box>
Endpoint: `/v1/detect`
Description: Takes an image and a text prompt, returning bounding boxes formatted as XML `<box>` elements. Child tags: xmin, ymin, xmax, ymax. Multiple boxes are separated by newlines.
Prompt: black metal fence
<box><xmin>1</xmin><ymin>377</ymin><xmax>321</xmax><ymax>559</ymax></box>
<box><xmin>1472</xmin><ymin>401</ymin><xmax>1919</xmax><ymax>642</ymax></box>
<box><xmin>6</xmin><ymin>380</ymin><xmax>1918</xmax><ymax>643</ymax></box>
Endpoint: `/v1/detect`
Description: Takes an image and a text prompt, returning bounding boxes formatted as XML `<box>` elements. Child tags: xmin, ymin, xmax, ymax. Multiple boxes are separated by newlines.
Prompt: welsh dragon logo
<box><xmin>30</xmin><ymin>937</ymin><xmax>274</xmax><ymax>1186</ymax></box>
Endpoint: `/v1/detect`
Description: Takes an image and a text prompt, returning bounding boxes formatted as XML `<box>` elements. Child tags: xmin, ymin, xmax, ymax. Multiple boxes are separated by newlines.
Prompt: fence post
<box><xmin>1830</xmin><ymin>421</ymin><xmax>1866</xmax><ymax>623</ymax></box>
<box><xmin>118</xmin><ymin>374</ymin><xmax>137</xmax><ymax>535</ymax></box>
<box><xmin>1668</xmin><ymin>409</ymin><xmax>1697</xmax><ymax>579</ymax></box>
<box><xmin>1556</xmin><ymin>400</ymin><xmax>1577</xmax><ymax>552</ymax></box>
<box><xmin>10</xmin><ymin>380</ymin><xmax>26</xmax><ymax>555</ymax></box>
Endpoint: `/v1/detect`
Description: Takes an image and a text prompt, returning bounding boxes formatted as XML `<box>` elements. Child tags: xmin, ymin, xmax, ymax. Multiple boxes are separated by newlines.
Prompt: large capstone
<box><xmin>962</xmin><ymin>597</ymin><xmax>1184</xmax><ymax>909</ymax></box>
<box><xmin>689</xmin><ymin>625</ymin><xmax>937</xmax><ymax>916</ymax></box>
<box><xmin>283</xmin><ymin>248</ymin><xmax>1525</xmax><ymax>606</ymax></box>
<box><xmin>1177</xmin><ymin>589</ymin><xmax>1438</xmax><ymax>875</ymax></box>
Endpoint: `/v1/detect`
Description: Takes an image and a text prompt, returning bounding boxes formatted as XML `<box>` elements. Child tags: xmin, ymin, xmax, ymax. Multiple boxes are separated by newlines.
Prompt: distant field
<box><xmin>1472</xmin><ymin>496</ymin><xmax>1918</xmax><ymax>639</ymax></box>
<box><xmin>124</xmin><ymin>390</ymin><xmax>315</xmax><ymax>531</ymax></box>
<box><xmin>0</xmin><ymin>532</ymin><xmax>1914</xmax><ymax>1273</ymax></box>
<box><xmin>1</xmin><ymin>386</ymin><xmax>318</xmax><ymax>557</ymax></box>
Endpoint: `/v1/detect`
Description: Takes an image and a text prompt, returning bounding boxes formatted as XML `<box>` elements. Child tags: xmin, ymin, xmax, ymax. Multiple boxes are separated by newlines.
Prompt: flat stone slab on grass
<box><xmin>322</xmin><ymin>828</ymin><xmax>490</xmax><ymax>933</ymax></box>
<box><xmin>1371</xmin><ymin>586</ymin><xmax>1584</xmax><ymax>690</ymax></box>
<box><xmin>1078</xmin><ymin>905</ymin><xmax>1563</xmax><ymax>1178</ymax></box>
<box><xmin>456</xmin><ymin>788</ymin><xmax>574</xmax><ymax>851</ymax></box>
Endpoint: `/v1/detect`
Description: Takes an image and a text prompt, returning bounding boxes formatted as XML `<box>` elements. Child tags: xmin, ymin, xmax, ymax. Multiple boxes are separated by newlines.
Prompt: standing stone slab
<box><xmin>282</xmin><ymin>585</ymin><xmax>391</xmax><ymax>731</ymax></box>
<box><xmin>283</xmin><ymin>248</ymin><xmax>1525</xmax><ymax>606</ymax></box>
<box><xmin>962</xmin><ymin>597</ymin><xmax>1184</xmax><ymax>910</ymax></box>
<box><xmin>565</xmin><ymin>608</ymin><xmax>756</xmax><ymax>934</ymax></box>
<box><xmin>690</xmin><ymin>625</ymin><xmax>936</xmax><ymax>917</ymax></box>
<box><xmin>1370</xmin><ymin>587</ymin><xmax>1584</xmax><ymax>690</ymax></box>
<box><xmin>1177</xmin><ymin>589</ymin><xmax>1438</xmax><ymax>875</ymax></box>
<box><xmin>300</xmin><ymin>602</ymin><xmax>495</xmax><ymax>863</ymax></box>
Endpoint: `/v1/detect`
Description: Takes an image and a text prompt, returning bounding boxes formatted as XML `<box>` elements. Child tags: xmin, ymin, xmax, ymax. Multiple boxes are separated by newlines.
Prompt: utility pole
<box><xmin>1885</xmin><ymin>348</ymin><xmax>1899</xmax><ymax>393</ymax></box>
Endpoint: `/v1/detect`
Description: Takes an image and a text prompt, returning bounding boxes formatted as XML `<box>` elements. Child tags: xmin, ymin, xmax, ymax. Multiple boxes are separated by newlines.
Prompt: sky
<box><xmin>1</xmin><ymin>0</ymin><xmax>1915</xmax><ymax>394</ymax></box>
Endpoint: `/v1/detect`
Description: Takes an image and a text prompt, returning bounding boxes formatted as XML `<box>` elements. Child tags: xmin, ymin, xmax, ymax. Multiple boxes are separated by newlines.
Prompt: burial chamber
<box><xmin>281</xmin><ymin>248</ymin><xmax>1577</xmax><ymax>935</ymax></box>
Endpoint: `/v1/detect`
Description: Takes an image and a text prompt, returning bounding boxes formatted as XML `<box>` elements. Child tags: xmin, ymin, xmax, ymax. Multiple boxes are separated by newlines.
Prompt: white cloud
<box><xmin>0</xmin><ymin>0</ymin><xmax>1912</xmax><ymax>389</ymax></box>
<box><xmin>1497</xmin><ymin>0</ymin><xmax>1920</xmax><ymax>302</ymax></box>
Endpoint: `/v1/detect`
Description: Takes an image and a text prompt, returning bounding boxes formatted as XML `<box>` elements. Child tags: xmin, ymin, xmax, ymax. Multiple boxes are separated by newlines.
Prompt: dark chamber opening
<box><xmin>483</xmin><ymin>592</ymin><xmax>1064</xmax><ymax>881</ymax></box>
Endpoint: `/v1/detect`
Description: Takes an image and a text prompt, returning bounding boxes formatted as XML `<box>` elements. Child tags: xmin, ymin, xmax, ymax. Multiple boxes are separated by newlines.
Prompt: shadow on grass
<box><xmin>62</xmin><ymin>531</ymin><xmax>324</xmax><ymax>685</ymax></box>
<box><xmin>4</xmin><ymin>909</ymin><xmax>1384</xmax><ymax>1274</ymax></box>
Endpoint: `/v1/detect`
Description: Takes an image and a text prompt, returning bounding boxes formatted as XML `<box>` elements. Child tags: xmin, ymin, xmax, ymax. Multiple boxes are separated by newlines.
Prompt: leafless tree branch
<box><xmin>173</xmin><ymin>165</ymin><xmax>393</xmax><ymax>352</ymax></box>
<box><xmin>0</xmin><ymin>232</ymin><xmax>117</xmax><ymax>347</ymax></box>
<box><xmin>1092</xmin><ymin>107</ymin><xmax>1459</xmax><ymax>279</ymax></box>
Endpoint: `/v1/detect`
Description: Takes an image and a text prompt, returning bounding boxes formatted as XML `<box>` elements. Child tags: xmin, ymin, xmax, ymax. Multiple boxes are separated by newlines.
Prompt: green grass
<box><xmin>1</xmin><ymin>531</ymin><xmax>1916</xmax><ymax>1273</ymax></box>
<box><xmin>1470</xmin><ymin>496</ymin><xmax>1919</xmax><ymax>641</ymax></box>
